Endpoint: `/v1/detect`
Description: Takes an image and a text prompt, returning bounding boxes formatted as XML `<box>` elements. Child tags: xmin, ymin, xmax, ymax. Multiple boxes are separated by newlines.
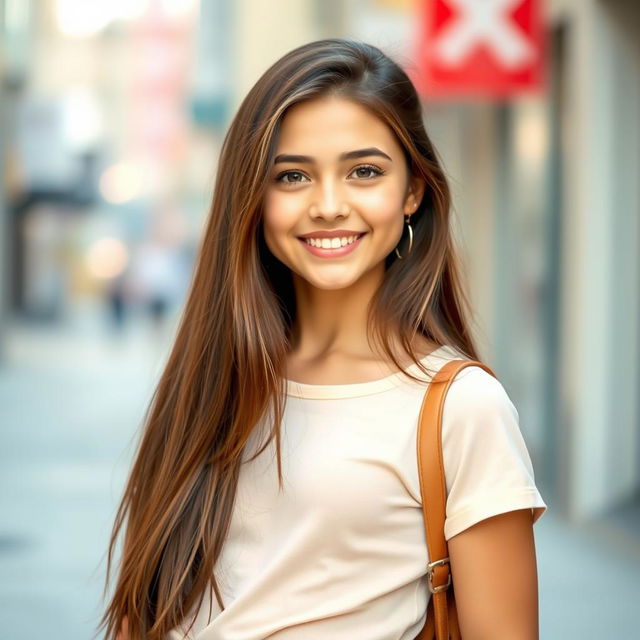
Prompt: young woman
<box><xmin>101</xmin><ymin>39</ymin><xmax>547</xmax><ymax>640</ymax></box>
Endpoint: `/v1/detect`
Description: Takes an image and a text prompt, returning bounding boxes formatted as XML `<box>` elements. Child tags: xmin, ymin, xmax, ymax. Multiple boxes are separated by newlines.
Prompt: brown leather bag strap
<box><xmin>416</xmin><ymin>359</ymin><xmax>497</xmax><ymax>639</ymax></box>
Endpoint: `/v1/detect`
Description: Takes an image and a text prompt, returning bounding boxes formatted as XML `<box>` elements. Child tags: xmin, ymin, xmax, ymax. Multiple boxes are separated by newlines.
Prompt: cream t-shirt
<box><xmin>168</xmin><ymin>344</ymin><xmax>547</xmax><ymax>640</ymax></box>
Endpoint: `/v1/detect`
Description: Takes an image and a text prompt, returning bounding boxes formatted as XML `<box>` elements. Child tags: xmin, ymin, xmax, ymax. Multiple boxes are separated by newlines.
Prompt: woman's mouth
<box><xmin>297</xmin><ymin>233</ymin><xmax>367</xmax><ymax>258</ymax></box>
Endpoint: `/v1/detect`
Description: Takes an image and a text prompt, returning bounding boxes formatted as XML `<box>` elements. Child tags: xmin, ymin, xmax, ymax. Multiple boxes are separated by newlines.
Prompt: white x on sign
<box><xmin>434</xmin><ymin>0</ymin><xmax>535</xmax><ymax>69</ymax></box>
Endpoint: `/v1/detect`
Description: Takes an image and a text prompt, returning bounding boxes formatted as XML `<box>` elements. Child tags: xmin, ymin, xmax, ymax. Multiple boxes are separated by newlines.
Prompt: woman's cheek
<box><xmin>357</xmin><ymin>191</ymin><xmax>405</xmax><ymax>254</ymax></box>
<box><xmin>262</xmin><ymin>194</ymin><xmax>297</xmax><ymax>261</ymax></box>
<box><xmin>263</xmin><ymin>190</ymin><xmax>300</xmax><ymax>227</ymax></box>
<box><xmin>354</xmin><ymin>186</ymin><xmax>403</xmax><ymax>222</ymax></box>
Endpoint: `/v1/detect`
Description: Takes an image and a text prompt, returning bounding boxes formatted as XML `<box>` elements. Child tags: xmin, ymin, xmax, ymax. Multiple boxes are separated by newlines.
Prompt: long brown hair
<box><xmin>99</xmin><ymin>38</ymin><xmax>481</xmax><ymax>640</ymax></box>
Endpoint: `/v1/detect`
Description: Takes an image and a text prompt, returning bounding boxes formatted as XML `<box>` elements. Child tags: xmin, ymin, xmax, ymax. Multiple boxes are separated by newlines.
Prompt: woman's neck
<box><xmin>286</xmin><ymin>264</ymin><xmax>439</xmax><ymax>384</ymax></box>
<box><xmin>289</xmin><ymin>262</ymin><xmax>384</xmax><ymax>361</ymax></box>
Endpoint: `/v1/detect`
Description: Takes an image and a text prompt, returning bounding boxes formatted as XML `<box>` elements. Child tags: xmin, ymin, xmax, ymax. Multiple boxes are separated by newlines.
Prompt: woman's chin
<box><xmin>294</xmin><ymin>270</ymin><xmax>364</xmax><ymax>292</ymax></box>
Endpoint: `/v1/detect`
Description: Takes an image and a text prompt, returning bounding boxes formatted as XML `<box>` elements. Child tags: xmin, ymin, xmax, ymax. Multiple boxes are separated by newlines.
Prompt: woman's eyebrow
<box><xmin>273</xmin><ymin>147</ymin><xmax>392</xmax><ymax>164</ymax></box>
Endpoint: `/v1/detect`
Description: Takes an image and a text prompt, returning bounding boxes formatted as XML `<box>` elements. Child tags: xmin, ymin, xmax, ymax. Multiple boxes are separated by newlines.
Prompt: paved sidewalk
<box><xmin>536</xmin><ymin>500</ymin><xmax>640</xmax><ymax>638</ymax></box>
<box><xmin>0</xmin><ymin>310</ymin><xmax>173</xmax><ymax>640</ymax></box>
<box><xmin>0</xmin><ymin>309</ymin><xmax>638</xmax><ymax>639</ymax></box>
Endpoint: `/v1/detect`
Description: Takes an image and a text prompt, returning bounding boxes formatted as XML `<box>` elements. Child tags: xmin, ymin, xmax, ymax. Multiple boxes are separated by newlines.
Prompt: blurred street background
<box><xmin>0</xmin><ymin>1</ymin><xmax>638</xmax><ymax>638</ymax></box>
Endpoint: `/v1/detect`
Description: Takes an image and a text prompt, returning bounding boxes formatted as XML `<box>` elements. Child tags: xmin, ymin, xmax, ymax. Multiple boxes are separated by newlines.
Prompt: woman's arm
<box><xmin>447</xmin><ymin>508</ymin><xmax>540</xmax><ymax>640</ymax></box>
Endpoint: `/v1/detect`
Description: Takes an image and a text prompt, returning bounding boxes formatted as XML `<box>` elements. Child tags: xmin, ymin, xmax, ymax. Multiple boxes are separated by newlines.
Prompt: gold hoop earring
<box><xmin>394</xmin><ymin>214</ymin><xmax>413</xmax><ymax>259</ymax></box>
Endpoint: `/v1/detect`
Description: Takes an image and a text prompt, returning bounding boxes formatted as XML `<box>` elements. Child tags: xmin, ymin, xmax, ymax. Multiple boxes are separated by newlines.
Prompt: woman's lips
<box><xmin>298</xmin><ymin>233</ymin><xmax>366</xmax><ymax>258</ymax></box>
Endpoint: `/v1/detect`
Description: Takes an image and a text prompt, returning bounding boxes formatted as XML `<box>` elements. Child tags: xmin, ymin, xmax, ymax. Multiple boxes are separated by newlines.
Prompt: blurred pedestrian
<box><xmin>105</xmin><ymin>273</ymin><xmax>127</xmax><ymax>333</ymax></box>
<box><xmin>128</xmin><ymin>239</ymin><xmax>186</xmax><ymax>334</ymax></box>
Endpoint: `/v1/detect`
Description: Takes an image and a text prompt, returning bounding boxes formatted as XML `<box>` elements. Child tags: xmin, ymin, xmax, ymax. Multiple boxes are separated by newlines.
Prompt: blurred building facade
<box><xmin>433</xmin><ymin>0</ymin><xmax>640</xmax><ymax>528</ymax></box>
<box><xmin>0</xmin><ymin>0</ymin><xmax>212</xmax><ymax>341</ymax></box>
<box><xmin>1</xmin><ymin>0</ymin><xmax>638</xmax><ymax>535</ymax></box>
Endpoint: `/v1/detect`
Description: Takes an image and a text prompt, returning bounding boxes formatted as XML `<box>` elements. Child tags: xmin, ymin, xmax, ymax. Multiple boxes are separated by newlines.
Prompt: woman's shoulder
<box><xmin>408</xmin><ymin>343</ymin><xmax>492</xmax><ymax>380</ymax></box>
<box><xmin>423</xmin><ymin>346</ymin><xmax>515</xmax><ymax>420</ymax></box>
<box><xmin>427</xmin><ymin>344</ymin><xmax>501</xmax><ymax>384</ymax></box>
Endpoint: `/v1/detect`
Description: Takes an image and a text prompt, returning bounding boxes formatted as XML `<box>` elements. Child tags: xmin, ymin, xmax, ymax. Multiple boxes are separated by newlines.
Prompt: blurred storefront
<box><xmin>0</xmin><ymin>0</ymin><xmax>223</xmax><ymax>344</ymax></box>
<box><xmin>545</xmin><ymin>0</ymin><xmax>639</xmax><ymax>529</ymax></box>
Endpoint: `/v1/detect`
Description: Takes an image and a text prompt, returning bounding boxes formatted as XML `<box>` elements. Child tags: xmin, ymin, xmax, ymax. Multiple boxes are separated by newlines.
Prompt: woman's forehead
<box><xmin>275</xmin><ymin>96</ymin><xmax>401</xmax><ymax>160</ymax></box>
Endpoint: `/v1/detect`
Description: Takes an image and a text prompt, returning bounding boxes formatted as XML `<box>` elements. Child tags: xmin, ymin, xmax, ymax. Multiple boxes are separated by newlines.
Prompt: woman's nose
<box><xmin>311</xmin><ymin>184</ymin><xmax>349</xmax><ymax>220</ymax></box>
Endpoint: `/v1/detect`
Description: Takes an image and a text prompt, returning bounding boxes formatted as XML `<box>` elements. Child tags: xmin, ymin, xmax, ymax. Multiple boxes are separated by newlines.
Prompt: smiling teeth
<box><xmin>304</xmin><ymin>235</ymin><xmax>360</xmax><ymax>248</ymax></box>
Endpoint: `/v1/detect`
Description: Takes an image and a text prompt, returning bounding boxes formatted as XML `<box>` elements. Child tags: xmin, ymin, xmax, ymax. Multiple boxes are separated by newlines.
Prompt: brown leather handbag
<box><xmin>414</xmin><ymin>359</ymin><xmax>497</xmax><ymax>640</ymax></box>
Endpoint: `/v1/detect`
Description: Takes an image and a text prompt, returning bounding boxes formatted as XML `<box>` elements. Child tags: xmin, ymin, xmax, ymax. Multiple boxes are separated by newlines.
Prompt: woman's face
<box><xmin>262</xmin><ymin>95</ymin><xmax>424</xmax><ymax>291</ymax></box>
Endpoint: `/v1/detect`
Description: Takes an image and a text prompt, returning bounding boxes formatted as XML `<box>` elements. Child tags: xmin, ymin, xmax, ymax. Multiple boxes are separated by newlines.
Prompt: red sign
<box><xmin>410</xmin><ymin>0</ymin><xmax>546</xmax><ymax>99</ymax></box>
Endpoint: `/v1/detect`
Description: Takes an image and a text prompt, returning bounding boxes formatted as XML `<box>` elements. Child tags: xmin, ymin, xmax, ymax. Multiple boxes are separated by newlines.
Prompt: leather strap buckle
<box><xmin>426</xmin><ymin>557</ymin><xmax>451</xmax><ymax>594</ymax></box>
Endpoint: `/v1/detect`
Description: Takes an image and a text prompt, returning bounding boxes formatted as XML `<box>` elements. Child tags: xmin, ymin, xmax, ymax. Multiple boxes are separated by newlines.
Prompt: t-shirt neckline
<box><xmin>285</xmin><ymin>344</ymin><xmax>454</xmax><ymax>399</ymax></box>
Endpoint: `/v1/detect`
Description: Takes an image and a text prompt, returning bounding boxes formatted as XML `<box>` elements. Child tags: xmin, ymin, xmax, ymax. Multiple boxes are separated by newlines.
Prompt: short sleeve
<box><xmin>441</xmin><ymin>366</ymin><xmax>547</xmax><ymax>541</ymax></box>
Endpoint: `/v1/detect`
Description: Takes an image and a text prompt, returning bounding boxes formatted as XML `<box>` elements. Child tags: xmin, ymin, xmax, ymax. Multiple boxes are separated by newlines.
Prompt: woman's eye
<box><xmin>350</xmin><ymin>164</ymin><xmax>384</xmax><ymax>179</ymax></box>
<box><xmin>276</xmin><ymin>171</ymin><xmax>308</xmax><ymax>185</ymax></box>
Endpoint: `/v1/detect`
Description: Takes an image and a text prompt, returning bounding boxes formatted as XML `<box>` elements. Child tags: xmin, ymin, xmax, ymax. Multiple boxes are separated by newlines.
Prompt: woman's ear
<box><xmin>403</xmin><ymin>177</ymin><xmax>427</xmax><ymax>215</ymax></box>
